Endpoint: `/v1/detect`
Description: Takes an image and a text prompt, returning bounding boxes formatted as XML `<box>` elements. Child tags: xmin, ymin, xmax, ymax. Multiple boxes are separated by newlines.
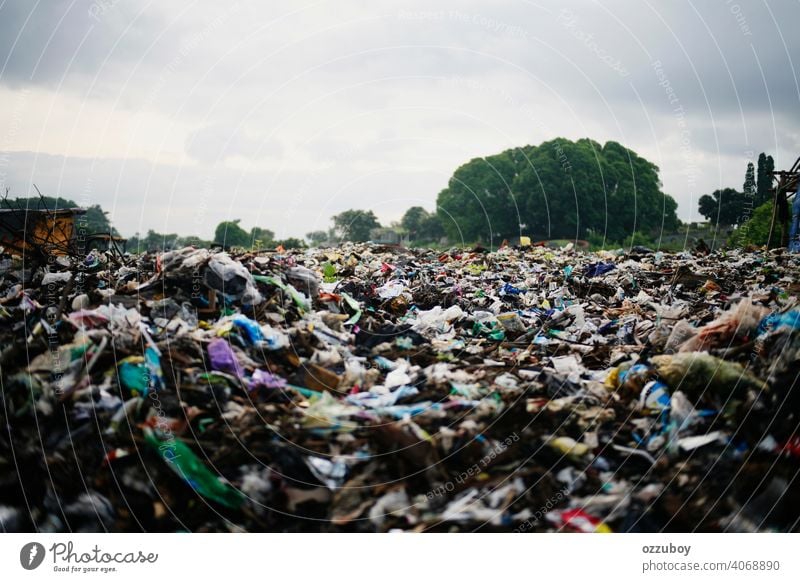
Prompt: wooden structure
<box><xmin>0</xmin><ymin>207</ymin><xmax>85</xmax><ymax>257</ymax></box>
<box><xmin>767</xmin><ymin>155</ymin><xmax>800</xmax><ymax>249</ymax></box>
<box><xmin>0</xmin><ymin>206</ymin><xmax>126</xmax><ymax>259</ymax></box>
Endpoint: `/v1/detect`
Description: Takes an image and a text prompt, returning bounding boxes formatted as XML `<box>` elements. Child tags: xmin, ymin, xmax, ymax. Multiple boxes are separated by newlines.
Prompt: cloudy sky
<box><xmin>0</xmin><ymin>0</ymin><xmax>798</xmax><ymax>240</ymax></box>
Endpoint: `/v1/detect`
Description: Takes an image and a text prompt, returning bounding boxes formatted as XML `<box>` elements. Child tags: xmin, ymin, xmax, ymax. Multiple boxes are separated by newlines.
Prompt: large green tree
<box><xmin>743</xmin><ymin>161</ymin><xmax>756</xmax><ymax>198</ymax></box>
<box><xmin>401</xmin><ymin>206</ymin><xmax>428</xmax><ymax>239</ymax></box>
<box><xmin>698</xmin><ymin>188</ymin><xmax>745</xmax><ymax>226</ymax></box>
<box><xmin>249</xmin><ymin>226</ymin><xmax>275</xmax><ymax>248</ymax></box>
<box><xmin>436</xmin><ymin>138</ymin><xmax>679</xmax><ymax>244</ymax></box>
<box><xmin>332</xmin><ymin>209</ymin><xmax>381</xmax><ymax>242</ymax></box>
<box><xmin>756</xmin><ymin>153</ymin><xmax>775</xmax><ymax>207</ymax></box>
<box><xmin>214</xmin><ymin>219</ymin><xmax>250</xmax><ymax>248</ymax></box>
<box><xmin>401</xmin><ymin>206</ymin><xmax>445</xmax><ymax>242</ymax></box>
<box><xmin>305</xmin><ymin>230</ymin><xmax>328</xmax><ymax>245</ymax></box>
<box><xmin>419</xmin><ymin>213</ymin><xmax>445</xmax><ymax>242</ymax></box>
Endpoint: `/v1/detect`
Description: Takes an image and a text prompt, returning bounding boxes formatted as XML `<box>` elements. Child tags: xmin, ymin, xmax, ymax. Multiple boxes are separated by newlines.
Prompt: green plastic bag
<box><xmin>144</xmin><ymin>430</ymin><xmax>245</xmax><ymax>509</ymax></box>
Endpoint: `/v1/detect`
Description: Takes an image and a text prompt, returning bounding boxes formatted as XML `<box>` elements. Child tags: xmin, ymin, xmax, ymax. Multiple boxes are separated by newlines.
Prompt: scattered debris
<box><xmin>1</xmin><ymin>242</ymin><xmax>799</xmax><ymax>532</ymax></box>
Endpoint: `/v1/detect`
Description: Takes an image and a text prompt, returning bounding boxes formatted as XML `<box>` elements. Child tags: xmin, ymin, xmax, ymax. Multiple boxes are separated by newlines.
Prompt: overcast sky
<box><xmin>0</xmin><ymin>0</ymin><xmax>798</xmax><ymax>240</ymax></box>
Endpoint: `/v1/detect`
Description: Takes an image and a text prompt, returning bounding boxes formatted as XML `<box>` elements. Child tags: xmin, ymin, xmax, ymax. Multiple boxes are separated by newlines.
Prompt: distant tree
<box><xmin>249</xmin><ymin>226</ymin><xmax>275</xmax><ymax>248</ymax></box>
<box><xmin>214</xmin><ymin>219</ymin><xmax>250</xmax><ymax>248</ymax></box>
<box><xmin>1</xmin><ymin>196</ymin><xmax>117</xmax><ymax>235</ymax></box>
<box><xmin>126</xmin><ymin>233</ymin><xmax>141</xmax><ymax>253</ymax></box>
<box><xmin>698</xmin><ymin>188</ymin><xmax>745</xmax><ymax>226</ymax></box>
<box><xmin>83</xmin><ymin>204</ymin><xmax>118</xmax><ymax>235</ymax></box>
<box><xmin>743</xmin><ymin>161</ymin><xmax>756</xmax><ymax>198</ymax></box>
<box><xmin>125</xmin><ymin>230</ymin><xmax>211</xmax><ymax>253</ymax></box>
<box><xmin>1</xmin><ymin>195</ymin><xmax>75</xmax><ymax>213</ymax></box>
<box><xmin>436</xmin><ymin>138</ymin><xmax>679</xmax><ymax>244</ymax></box>
<box><xmin>332</xmin><ymin>209</ymin><xmax>381</xmax><ymax>242</ymax></box>
<box><xmin>697</xmin><ymin>194</ymin><xmax>717</xmax><ymax>223</ymax></box>
<box><xmin>128</xmin><ymin>229</ymin><xmax>181</xmax><ymax>252</ymax></box>
<box><xmin>276</xmin><ymin>237</ymin><xmax>306</xmax><ymax>249</ymax></box>
<box><xmin>698</xmin><ymin>157</ymin><xmax>776</xmax><ymax>228</ymax></box>
<box><xmin>756</xmin><ymin>153</ymin><xmax>775</xmax><ymax>207</ymax></box>
<box><xmin>420</xmin><ymin>213</ymin><xmax>445</xmax><ymax>241</ymax></box>
<box><xmin>182</xmin><ymin>235</ymin><xmax>211</xmax><ymax>248</ymax></box>
<box><xmin>401</xmin><ymin>206</ymin><xmax>445</xmax><ymax>243</ymax></box>
<box><xmin>401</xmin><ymin>206</ymin><xmax>429</xmax><ymax>239</ymax></box>
<box><xmin>305</xmin><ymin>230</ymin><xmax>328</xmax><ymax>245</ymax></box>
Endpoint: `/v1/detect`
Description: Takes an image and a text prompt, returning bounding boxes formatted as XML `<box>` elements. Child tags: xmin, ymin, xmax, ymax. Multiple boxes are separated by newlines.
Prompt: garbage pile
<box><xmin>1</xmin><ymin>243</ymin><xmax>799</xmax><ymax>532</ymax></box>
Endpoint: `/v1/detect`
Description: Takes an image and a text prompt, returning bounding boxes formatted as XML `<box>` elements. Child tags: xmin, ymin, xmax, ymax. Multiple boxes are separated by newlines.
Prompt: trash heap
<box><xmin>1</xmin><ymin>243</ymin><xmax>799</xmax><ymax>532</ymax></box>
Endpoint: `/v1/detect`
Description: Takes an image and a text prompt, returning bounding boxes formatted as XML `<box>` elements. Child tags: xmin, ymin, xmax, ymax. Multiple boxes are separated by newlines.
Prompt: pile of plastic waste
<box><xmin>1</xmin><ymin>242</ymin><xmax>798</xmax><ymax>532</ymax></box>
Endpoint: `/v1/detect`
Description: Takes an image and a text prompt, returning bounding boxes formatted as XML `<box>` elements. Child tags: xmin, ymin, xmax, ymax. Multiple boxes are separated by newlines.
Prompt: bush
<box><xmin>621</xmin><ymin>231</ymin><xmax>657</xmax><ymax>248</ymax></box>
<box><xmin>728</xmin><ymin>201</ymin><xmax>772</xmax><ymax>247</ymax></box>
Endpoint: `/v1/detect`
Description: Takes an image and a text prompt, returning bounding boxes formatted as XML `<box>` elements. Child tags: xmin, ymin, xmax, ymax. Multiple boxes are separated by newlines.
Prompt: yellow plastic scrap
<box><xmin>213</xmin><ymin>319</ymin><xmax>234</xmax><ymax>336</ymax></box>
<box><xmin>605</xmin><ymin>367</ymin><xmax>620</xmax><ymax>390</ymax></box>
<box><xmin>548</xmin><ymin>436</ymin><xmax>590</xmax><ymax>460</ymax></box>
<box><xmin>594</xmin><ymin>522</ymin><xmax>613</xmax><ymax>533</ymax></box>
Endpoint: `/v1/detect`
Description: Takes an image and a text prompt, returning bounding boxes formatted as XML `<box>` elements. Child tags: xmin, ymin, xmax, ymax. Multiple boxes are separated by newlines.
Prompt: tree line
<box><xmin>310</xmin><ymin>137</ymin><xmax>682</xmax><ymax>248</ymax></box>
<box><xmin>693</xmin><ymin>152</ymin><xmax>777</xmax><ymax>247</ymax></box>
<box><xmin>697</xmin><ymin>152</ymin><xmax>774</xmax><ymax>230</ymax></box>
<box><xmin>9</xmin><ymin>139</ymin><xmax>776</xmax><ymax>252</ymax></box>
<box><xmin>435</xmin><ymin>137</ymin><xmax>680</xmax><ymax>244</ymax></box>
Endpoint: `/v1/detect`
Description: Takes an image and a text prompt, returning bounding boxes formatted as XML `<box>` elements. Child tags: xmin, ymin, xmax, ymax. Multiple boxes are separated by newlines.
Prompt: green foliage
<box><xmin>214</xmin><ymin>219</ymin><xmax>250</xmax><ymax>248</ymax></box>
<box><xmin>401</xmin><ymin>206</ymin><xmax>428</xmax><ymax>238</ymax></box>
<box><xmin>756</xmin><ymin>153</ymin><xmax>775</xmax><ymax>207</ymax></box>
<box><xmin>698</xmin><ymin>153</ymin><xmax>774</xmax><ymax>229</ymax></box>
<box><xmin>128</xmin><ymin>229</ymin><xmax>183</xmax><ymax>253</ymax></box>
<box><xmin>621</xmin><ymin>230</ymin><xmax>656</xmax><ymax>249</ymax></box>
<box><xmin>181</xmin><ymin>235</ymin><xmax>212</xmax><ymax>248</ymax></box>
<box><xmin>401</xmin><ymin>206</ymin><xmax>444</xmax><ymax>243</ymax></box>
<box><xmin>305</xmin><ymin>230</ymin><xmax>328</xmax><ymax>245</ymax></box>
<box><xmin>1</xmin><ymin>196</ymin><xmax>117</xmax><ymax>235</ymax></box>
<box><xmin>332</xmin><ymin>209</ymin><xmax>381</xmax><ymax>242</ymax></box>
<box><xmin>249</xmin><ymin>226</ymin><xmax>275</xmax><ymax>249</ymax></box>
<box><xmin>586</xmin><ymin>231</ymin><xmax>611</xmax><ymax>249</ymax></box>
<box><xmin>728</xmin><ymin>201</ymin><xmax>773</xmax><ymax>247</ymax></box>
<box><xmin>419</xmin><ymin>213</ymin><xmax>444</xmax><ymax>242</ymax></box>
<box><xmin>83</xmin><ymin>204</ymin><xmax>117</xmax><ymax>235</ymax></box>
<box><xmin>275</xmin><ymin>237</ymin><xmax>306</xmax><ymax>249</ymax></box>
<box><xmin>743</xmin><ymin>161</ymin><xmax>756</xmax><ymax>197</ymax></box>
<box><xmin>212</xmin><ymin>221</ymin><xmax>281</xmax><ymax>249</ymax></box>
<box><xmin>322</xmin><ymin>262</ymin><xmax>337</xmax><ymax>282</ymax></box>
<box><xmin>698</xmin><ymin>188</ymin><xmax>746</xmax><ymax>226</ymax></box>
<box><xmin>436</xmin><ymin>138</ymin><xmax>679</xmax><ymax>244</ymax></box>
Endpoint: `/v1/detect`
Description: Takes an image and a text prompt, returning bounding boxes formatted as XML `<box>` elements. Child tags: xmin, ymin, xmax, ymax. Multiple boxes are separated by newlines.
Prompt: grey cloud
<box><xmin>184</xmin><ymin>124</ymin><xmax>283</xmax><ymax>164</ymax></box>
<box><xmin>1</xmin><ymin>0</ymin><xmax>799</xmax><ymax>236</ymax></box>
<box><xmin>0</xmin><ymin>1</ymin><xmax>172</xmax><ymax>87</ymax></box>
<box><xmin>0</xmin><ymin>150</ymin><xmax>448</xmax><ymax>238</ymax></box>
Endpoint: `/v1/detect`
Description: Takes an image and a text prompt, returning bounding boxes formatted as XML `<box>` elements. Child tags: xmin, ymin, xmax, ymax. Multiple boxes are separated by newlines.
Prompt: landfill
<box><xmin>1</xmin><ymin>242</ymin><xmax>799</xmax><ymax>532</ymax></box>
